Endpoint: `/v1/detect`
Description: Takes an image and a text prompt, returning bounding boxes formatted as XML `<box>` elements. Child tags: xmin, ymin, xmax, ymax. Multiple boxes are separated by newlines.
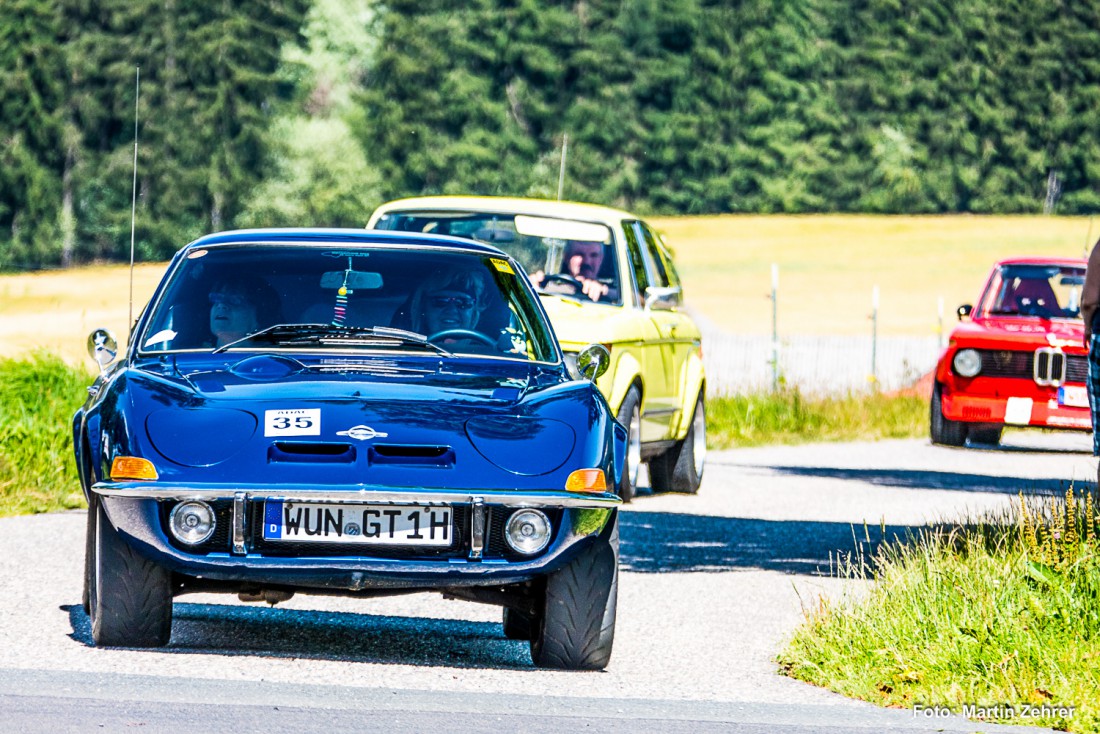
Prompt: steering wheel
<box><xmin>542</xmin><ymin>273</ymin><xmax>584</xmax><ymax>292</ymax></box>
<box><xmin>428</xmin><ymin>329</ymin><xmax>496</xmax><ymax>347</ymax></box>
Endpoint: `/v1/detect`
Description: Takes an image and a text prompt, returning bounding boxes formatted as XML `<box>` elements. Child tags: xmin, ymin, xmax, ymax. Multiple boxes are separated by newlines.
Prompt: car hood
<box><xmin>538</xmin><ymin>295</ymin><xmax>647</xmax><ymax>347</ymax></box>
<box><xmin>951</xmin><ymin>316</ymin><xmax>1085</xmax><ymax>351</ymax></box>
<box><xmin>110</xmin><ymin>354</ymin><xmax>613</xmax><ymax>488</ymax></box>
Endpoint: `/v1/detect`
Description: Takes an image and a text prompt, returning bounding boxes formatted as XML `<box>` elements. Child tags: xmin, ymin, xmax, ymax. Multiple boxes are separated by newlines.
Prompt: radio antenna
<box><xmin>128</xmin><ymin>66</ymin><xmax>140</xmax><ymax>340</ymax></box>
<box><xmin>1083</xmin><ymin>216</ymin><xmax>1095</xmax><ymax>259</ymax></box>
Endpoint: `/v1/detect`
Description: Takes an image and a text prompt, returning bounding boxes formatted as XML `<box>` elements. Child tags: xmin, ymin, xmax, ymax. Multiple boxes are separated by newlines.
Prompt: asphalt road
<box><xmin>0</xmin><ymin>430</ymin><xmax>1091</xmax><ymax>733</ymax></box>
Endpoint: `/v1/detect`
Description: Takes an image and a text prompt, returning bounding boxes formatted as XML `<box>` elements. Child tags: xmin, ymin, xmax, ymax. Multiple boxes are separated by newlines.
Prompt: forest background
<box><xmin>3</xmin><ymin>0</ymin><xmax>1100</xmax><ymax>271</ymax></box>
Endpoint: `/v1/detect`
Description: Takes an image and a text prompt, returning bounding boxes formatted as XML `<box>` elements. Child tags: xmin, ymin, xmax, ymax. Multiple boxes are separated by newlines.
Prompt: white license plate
<box><xmin>1058</xmin><ymin>385</ymin><xmax>1089</xmax><ymax>408</ymax></box>
<box><xmin>263</xmin><ymin>501</ymin><xmax>452</xmax><ymax>546</ymax></box>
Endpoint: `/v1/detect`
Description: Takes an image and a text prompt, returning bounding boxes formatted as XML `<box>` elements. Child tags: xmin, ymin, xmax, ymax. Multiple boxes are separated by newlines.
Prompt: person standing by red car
<box><xmin>1082</xmin><ymin>239</ymin><xmax>1100</xmax><ymax>478</ymax></box>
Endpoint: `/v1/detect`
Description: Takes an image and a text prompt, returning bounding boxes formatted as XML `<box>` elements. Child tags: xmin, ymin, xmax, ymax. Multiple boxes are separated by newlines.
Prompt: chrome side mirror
<box><xmin>87</xmin><ymin>328</ymin><xmax>119</xmax><ymax>372</ymax></box>
<box><xmin>957</xmin><ymin>304</ymin><xmax>973</xmax><ymax>320</ymax></box>
<box><xmin>576</xmin><ymin>343</ymin><xmax>610</xmax><ymax>381</ymax></box>
<box><xmin>645</xmin><ymin>285</ymin><xmax>680</xmax><ymax>311</ymax></box>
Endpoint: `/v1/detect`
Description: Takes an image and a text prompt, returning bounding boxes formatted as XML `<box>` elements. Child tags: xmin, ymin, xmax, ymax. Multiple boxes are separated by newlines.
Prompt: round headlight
<box><xmin>952</xmin><ymin>349</ymin><xmax>982</xmax><ymax>377</ymax></box>
<box><xmin>505</xmin><ymin>510</ymin><xmax>552</xmax><ymax>555</ymax></box>
<box><xmin>169</xmin><ymin>501</ymin><xmax>216</xmax><ymax>545</ymax></box>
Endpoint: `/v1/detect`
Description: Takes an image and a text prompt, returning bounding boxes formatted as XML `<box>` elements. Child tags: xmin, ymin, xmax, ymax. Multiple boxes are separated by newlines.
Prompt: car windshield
<box><xmin>987</xmin><ymin>264</ymin><xmax>1084</xmax><ymax>319</ymax></box>
<box><xmin>137</xmin><ymin>243</ymin><xmax>557</xmax><ymax>362</ymax></box>
<box><xmin>373</xmin><ymin>211</ymin><xmax>621</xmax><ymax>305</ymax></box>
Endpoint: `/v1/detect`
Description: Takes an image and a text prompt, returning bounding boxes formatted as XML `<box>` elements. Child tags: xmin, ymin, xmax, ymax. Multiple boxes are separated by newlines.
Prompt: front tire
<box><xmin>530</xmin><ymin>515</ymin><xmax>618</xmax><ymax>670</ymax></box>
<box><xmin>650</xmin><ymin>393</ymin><xmax>706</xmax><ymax>494</ymax></box>
<box><xmin>968</xmin><ymin>424</ymin><xmax>1003</xmax><ymax>445</ymax></box>
<box><xmin>615</xmin><ymin>386</ymin><xmax>642</xmax><ymax>502</ymax></box>
<box><xmin>930</xmin><ymin>383</ymin><xmax>968</xmax><ymax>447</ymax></box>
<box><xmin>89</xmin><ymin>503</ymin><xmax>173</xmax><ymax>647</ymax></box>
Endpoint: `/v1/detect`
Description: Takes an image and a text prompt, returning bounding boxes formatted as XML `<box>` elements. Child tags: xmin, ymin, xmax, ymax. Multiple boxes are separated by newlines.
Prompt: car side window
<box><xmin>635</xmin><ymin>222</ymin><xmax>682</xmax><ymax>306</ymax></box>
<box><xmin>622</xmin><ymin>221</ymin><xmax>653</xmax><ymax>307</ymax></box>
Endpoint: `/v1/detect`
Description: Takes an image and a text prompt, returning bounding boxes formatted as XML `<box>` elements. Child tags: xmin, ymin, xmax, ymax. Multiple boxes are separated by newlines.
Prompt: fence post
<box><xmin>771</xmin><ymin>263</ymin><xmax>779</xmax><ymax>391</ymax></box>
<box><xmin>871</xmin><ymin>285</ymin><xmax>879</xmax><ymax>388</ymax></box>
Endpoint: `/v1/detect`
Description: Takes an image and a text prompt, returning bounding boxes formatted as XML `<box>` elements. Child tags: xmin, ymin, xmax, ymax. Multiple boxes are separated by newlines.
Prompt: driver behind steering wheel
<box><xmin>409</xmin><ymin>266</ymin><xmax>497</xmax><ymax>350</ymax></box>
<box><xmin>532</xmin><ymin>240</ymin><xmax>616</xmax><ymax>302</ymax></box>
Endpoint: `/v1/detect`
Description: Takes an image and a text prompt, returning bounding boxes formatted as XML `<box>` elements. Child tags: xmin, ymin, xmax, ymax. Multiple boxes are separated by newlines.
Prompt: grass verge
<box><xmin>779</xmin><ymin>490</ymin><xmax>1100</xmax><ymax>732</ymax></box>
<box><xmin>706</xmin><ymin>389</ymin><xmax>928</xmax><ymax>448</ymax></box>
<box><xmin>0</xmin><ymin>352</ymin><xmax>91</xmax><ymax>516</ymax></box>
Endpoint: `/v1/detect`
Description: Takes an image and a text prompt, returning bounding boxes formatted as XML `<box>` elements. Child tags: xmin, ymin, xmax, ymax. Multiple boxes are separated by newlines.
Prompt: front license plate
<box><xmin>263</xmin><ymin>501</ymin><xmax>452</xmax><ymax>546</ymax></box>
<box><xmin>1058</xmin><ymin>385</ymin><xmax>1089</xmax><ymax>408</ymax></box>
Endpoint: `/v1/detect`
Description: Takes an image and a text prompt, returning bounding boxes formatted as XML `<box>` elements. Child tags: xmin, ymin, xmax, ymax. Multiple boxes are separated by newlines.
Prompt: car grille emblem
<box><xmin>337</xmin><ymin>425</ymin><xmax>389</xmax><ymax>441</ymax></box>
<box><xmin>1033</xmin><ymin>347</ymin><xmax>1066</xmax><ymax>386</ymax></box>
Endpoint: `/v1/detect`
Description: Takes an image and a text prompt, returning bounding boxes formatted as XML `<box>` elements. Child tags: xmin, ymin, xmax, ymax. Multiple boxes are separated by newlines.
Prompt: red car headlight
<box><xmin>952</xmin><ymin>349</ymin><xmax>982</xmax><ymax>377</ymax></box>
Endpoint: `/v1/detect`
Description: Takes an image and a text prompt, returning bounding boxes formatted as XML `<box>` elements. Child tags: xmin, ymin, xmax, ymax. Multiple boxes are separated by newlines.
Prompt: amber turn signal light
<box><xmin>565</xmin><ymin>468</ymin><xmax>607</xmax><ymax>493</ymax></box>
<box><xmin>110</xmin><ymin>456</ymin><xmax>159</xmax><ymax>481</ymax></box>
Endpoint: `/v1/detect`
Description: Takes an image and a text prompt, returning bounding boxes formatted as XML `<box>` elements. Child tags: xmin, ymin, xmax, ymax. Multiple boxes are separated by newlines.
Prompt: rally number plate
<box><xmin>263</xmin><ymin>501</ymin><xmax>453</xmax><ymax>546</ymax></box>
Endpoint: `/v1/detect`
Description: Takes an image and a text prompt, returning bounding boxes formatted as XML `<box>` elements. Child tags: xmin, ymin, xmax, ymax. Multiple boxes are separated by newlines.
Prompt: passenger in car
<box><xmin>208</xmin><ymin>276</ymin><xmax>280</xmax><ymax>347</ymax></box>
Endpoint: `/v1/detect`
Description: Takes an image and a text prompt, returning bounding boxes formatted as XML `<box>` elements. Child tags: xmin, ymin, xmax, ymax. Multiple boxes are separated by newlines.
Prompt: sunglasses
<box><xmin>428</xmin><ymin>295</ymin><xmax>475</xmax><ymax>310</ymax></box>
<box><xmin>209</xmin><ymin>292</ymin><xmax>249</xmax><ymax>308</ymax></box>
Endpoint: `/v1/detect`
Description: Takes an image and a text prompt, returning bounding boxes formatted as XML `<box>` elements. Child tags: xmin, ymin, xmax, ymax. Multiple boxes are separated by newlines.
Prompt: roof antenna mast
<box><xmin>128</xmin><ymin>66</ymin><xmax>140</xmax><ymax>341</ymax></box>
<box><xmin>556</xmin><ymin>132</ymin><xmax>568</xmax><ymax>201</ymax></box>
<box><xmin>1083</xmin><ymin>216</ymin><xmax>1095</xmax><ymax>260</ymax></box>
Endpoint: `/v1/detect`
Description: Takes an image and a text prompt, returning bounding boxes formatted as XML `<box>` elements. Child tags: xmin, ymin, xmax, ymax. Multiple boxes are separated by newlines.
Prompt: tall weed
<box><xmin>0</xmin><ymin>353</ymin><xmax>91</xmax><ymax>515</ymax></box>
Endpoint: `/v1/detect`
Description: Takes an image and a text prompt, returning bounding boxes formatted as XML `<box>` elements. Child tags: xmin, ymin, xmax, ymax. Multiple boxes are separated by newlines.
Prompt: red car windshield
<box><xmin>986</xmin><ymin>264</ymin><xmax>1084</xmax><ymax>319</ymax></box>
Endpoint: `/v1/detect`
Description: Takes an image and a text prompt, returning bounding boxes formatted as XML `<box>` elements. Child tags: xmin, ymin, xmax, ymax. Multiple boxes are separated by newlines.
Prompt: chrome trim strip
<box><xmin>91</xmin><ymin>484</ymin><xmax>621</xmax><ymax>508</ymax></box>
<box><xmin>232</xmin><ymin>492</ymin><xmax>247</xmax><ymax>555</ymax></box>
<box><xmin>469</xmin><ymin>497</ymin><xmax>485</xmax><ymax>560</ymax></box>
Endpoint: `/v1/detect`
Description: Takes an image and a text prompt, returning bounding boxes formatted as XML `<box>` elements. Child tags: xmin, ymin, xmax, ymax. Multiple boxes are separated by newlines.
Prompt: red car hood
<box><xmin>951</xmin><ymin>316</ymin><xmax>1085</xmax><ymax>352</ymax></box>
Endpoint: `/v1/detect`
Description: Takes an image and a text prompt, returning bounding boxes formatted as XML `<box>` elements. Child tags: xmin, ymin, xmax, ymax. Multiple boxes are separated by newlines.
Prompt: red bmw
<box><xmin>931</xmin><ymin>257</ymin><xmax>1090</xmax><ymax>446</ymax></box>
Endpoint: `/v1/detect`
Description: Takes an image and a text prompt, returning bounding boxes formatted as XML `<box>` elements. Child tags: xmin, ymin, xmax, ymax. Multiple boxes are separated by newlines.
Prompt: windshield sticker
<box><xmin>186</xmin><ymin>249</ymin><xmax>208</xmax><ymax>259</ymax></box>
<box><xmin>265</xmin><ymin>408</ymin><xmax>321</xmax><ymax>437</ymax></box>
<box><xmin>491</xmin><ymin>258</ymin><xmax>515</xmax><ymax>274</ymax></box>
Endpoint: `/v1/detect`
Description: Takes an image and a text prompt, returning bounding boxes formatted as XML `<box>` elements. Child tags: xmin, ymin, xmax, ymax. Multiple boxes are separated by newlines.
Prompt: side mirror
<box><xmin>957</xmin><ymin>304</ymin><xmax>973</xmax><ymax>320</ymax></box>
<box><xmin>87</xmin><ymin>328</ymin><xmax>119</xmax><ymax>372</ymax></box>
<box><xmin>645</xmin><ymin>285</ymin><xmax>681</xmax><ymax>311</ymax></box>
<box><xmin>575</xmin><ymin>343</ymin><xmax>610</xmax><ymax>381</ymax></box>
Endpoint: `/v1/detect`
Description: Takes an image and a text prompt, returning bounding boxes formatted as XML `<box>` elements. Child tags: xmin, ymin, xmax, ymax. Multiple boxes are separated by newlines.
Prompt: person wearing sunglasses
<box><xmin>208</xmin><ymin>276</ymin><xmax>280</xmax><ymax>347</ymax></box>
<box><xmin>407</xmin><ymin>266</ymin><xmax>494</xmax><ymax>346</ymax></box>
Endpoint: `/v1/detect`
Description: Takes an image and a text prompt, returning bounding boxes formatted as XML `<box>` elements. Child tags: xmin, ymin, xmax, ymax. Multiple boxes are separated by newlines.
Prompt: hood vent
<box><xmin>269</xmin><ymin>442</ymin><xmax>356</xmax><ymax>464</ymax></box>
<box><xmin>368</xmin><ymin>444</ymin><xmax>455</xmax><ymax>468</ymax></box>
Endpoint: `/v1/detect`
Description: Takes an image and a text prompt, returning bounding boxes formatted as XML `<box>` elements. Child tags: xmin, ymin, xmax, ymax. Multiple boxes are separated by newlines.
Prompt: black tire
<box><xmin>82</xmin><ymin>495</ymin><xmax>96</xmax><ymax>615</ymax></box>
<box><xmin>530</xmin><ymin>514</ymin><xmax>618</xmax><ymax>670</ymax></box>
<box><xmin>615</xmin><ymin>386</ymin><xmax>642</xmax><ymax>502</ymax></box>
<box><xmin>650</xmin><ymin>393</ymin><xmax>706</xmax><ymax>494</ymax></box>
<box><xmin>502</xmin><ymin>608</ymin><xmax>535</xmax><ymax>641</ymax></box>
<box><xmin>89</xmin><ymin>503</ymin><xmax>173</xmax><ymax>647</ymax></box>
<box><xmin>930</xmin><ymin>383</ymin><xmax>968</xmax><ymax>447</ymax></box>
<box><xmin>968</xmin><ymin>424</ymin><xmax>1003</xmax><ymax>445</ymax></box>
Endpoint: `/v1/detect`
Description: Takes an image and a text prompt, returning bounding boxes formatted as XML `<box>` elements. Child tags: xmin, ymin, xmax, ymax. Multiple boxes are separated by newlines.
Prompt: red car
<box><xmin>931</xmin><ymin>257</ymin><xmax>1090</xmax><ymax>446</ymax></box>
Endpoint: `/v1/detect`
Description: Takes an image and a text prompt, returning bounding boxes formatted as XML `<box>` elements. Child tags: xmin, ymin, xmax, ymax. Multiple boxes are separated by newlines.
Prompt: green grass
<box><xmin>779</xmin><ymin>491</ymin><xmax>1100</xmax><ymax>733</ymax></box>
<box><xmin>706</xmin><ymin>389</ymin><xmax>928</xmax><ymax>448</ymax></box>
<box><xmin>0</xmin><ymin>353</ymin><xmax>91</xmax><ymax>516</ymax></box>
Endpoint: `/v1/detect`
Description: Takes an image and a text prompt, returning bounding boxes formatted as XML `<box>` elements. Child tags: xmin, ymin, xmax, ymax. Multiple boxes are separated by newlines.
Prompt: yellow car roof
<box><xmin>368</xmin><ymin>196</ymin><xmax>635</xmax><ymax>228</ymax></box>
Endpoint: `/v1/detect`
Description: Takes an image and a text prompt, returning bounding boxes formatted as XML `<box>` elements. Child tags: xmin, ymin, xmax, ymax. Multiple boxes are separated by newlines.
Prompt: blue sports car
<box><xmin>73</xmin><ymin>228</ymin><xmax>625</xmax><ymax>670</ymax></box>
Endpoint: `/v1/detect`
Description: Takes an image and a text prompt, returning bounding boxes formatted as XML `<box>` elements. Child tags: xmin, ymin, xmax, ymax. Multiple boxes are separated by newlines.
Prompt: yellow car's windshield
<box><xmin>374</xmin><ymin>211</ymin><xmax>621</xmax><ymax>306</ymax></box>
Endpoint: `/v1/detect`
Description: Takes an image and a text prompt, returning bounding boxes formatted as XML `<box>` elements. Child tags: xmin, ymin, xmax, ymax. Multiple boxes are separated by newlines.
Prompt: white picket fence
<box><xmin>701</xmin><ymin>331</ymin><xmax>942</xmax><ymax>396</ymax></box>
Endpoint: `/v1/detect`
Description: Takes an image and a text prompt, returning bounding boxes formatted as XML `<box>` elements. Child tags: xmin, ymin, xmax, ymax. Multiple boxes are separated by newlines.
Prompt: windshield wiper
<box><xmin>213</xmin><ymin>323</ymin><xmax>453</xmax><ymax>357</ymax></box>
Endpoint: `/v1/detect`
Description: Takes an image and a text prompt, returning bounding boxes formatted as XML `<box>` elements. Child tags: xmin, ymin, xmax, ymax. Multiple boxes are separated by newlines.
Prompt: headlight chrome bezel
<box><xmin>952</xmin><ymin>348</ymin><xmax>982</xmax><ymax>377</ymax></box>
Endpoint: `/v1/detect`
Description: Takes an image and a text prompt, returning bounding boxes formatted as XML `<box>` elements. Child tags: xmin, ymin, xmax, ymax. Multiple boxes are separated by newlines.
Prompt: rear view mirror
<box><xmin>320</xmin><ymin>271</ymin><xmax>383</xmax><ymax>290</ymax></box>
<box><xmin>87</xmin><ymin>328</ymin><xmax>119</xmax><ymax>373</ymax></box>
<box><xmin>576</xmin><ymin>343</ymin><xmax>611</xmax><ymax>381</ymax></box>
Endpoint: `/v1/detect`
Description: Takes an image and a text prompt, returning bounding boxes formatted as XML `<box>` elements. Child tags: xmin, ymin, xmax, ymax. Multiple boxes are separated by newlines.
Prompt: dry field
<box><xmin>653</xmin><ymin>213</ymin><xmax>1094</xmax><ymax>336</ymax></box>
<box><xmin>0</xmin><ymin>215</ymin><xmax>1093</xmax><ymax>364</ymax></box>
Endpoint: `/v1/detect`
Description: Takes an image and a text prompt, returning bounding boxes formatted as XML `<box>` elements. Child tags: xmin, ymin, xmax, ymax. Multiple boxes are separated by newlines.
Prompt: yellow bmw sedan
<box><xmin>368</xmin><ymin>196</ymin><xmax>705</xmax><ymax>501</ymax></box>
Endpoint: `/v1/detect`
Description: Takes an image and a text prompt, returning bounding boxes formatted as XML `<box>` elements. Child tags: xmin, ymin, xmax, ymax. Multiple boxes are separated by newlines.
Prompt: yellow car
<box><xmin>368</xmin><ymin>196</ymin><xmax>705</xmax><ymax>500</ymax></box>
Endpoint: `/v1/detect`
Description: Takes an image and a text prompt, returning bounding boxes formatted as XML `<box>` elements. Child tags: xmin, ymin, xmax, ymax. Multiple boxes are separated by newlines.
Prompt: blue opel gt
<box><xmin>73</xmin><ymin>228</ymin><xmax>625</xmax><ymax>670</ymax></box>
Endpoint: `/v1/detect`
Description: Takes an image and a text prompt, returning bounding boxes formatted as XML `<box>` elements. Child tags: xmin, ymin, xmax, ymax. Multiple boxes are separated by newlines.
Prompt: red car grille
<box><xmin>974</xmin><ymin>349</ymin><xmax>1086</xmax><ymax>384</ymax></box>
